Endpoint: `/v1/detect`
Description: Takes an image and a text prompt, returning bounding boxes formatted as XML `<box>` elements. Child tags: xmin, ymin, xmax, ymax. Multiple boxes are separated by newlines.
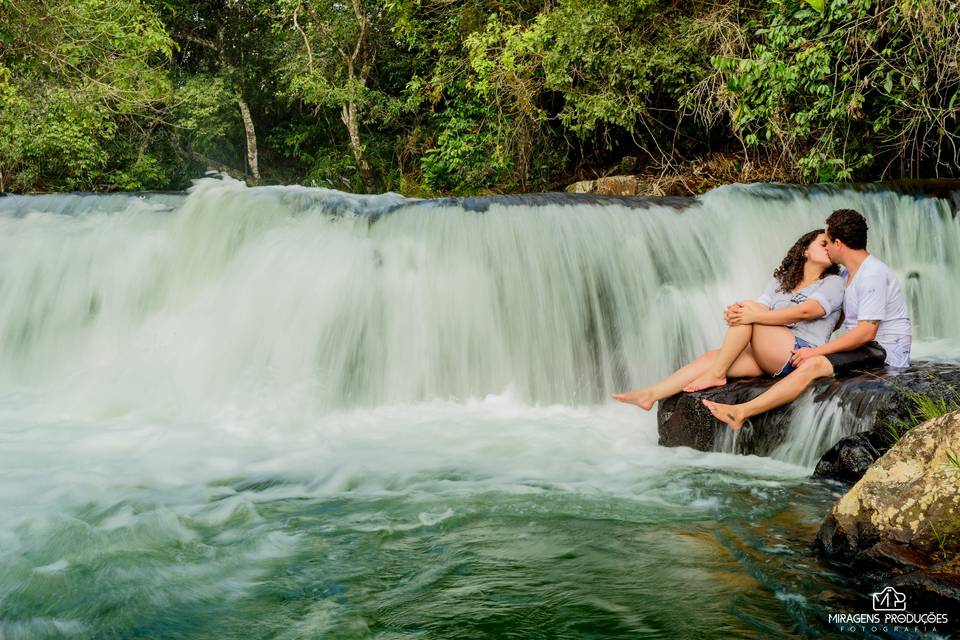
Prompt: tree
<box><xmin>275</xmin><ymin>0</ymin><xmax>391</xmax><ymax>192</ymax></box>
<box><xmin>154</xmin><ymin>0</ymin><xmax>281</xmax><ymax>183</ymax></box>
<box><xmin>2</xmin><ymin>0</ymin><xmax>956</xmax><ymax>193</ymax></box>
<box><xmin>0</xmin><ymin>0</ymin><xmax>175</xmax><ymax>191</ymax></box>
<box><xmin>711</xmin><ymin>0</ymin><xmax>960</xmax><ymax>181</ymax></box>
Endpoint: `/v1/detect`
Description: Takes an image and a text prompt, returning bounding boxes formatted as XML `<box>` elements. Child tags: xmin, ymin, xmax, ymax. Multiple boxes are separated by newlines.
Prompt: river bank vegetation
<box><xmin>1</xmin><ymin>0</ymin><xmax>957</xmax><ymax>194</ymax></box>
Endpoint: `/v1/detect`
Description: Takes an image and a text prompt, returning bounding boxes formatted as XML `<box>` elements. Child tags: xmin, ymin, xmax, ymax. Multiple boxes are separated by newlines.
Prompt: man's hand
<box><xmin>791</xmin><ymin>346</ymin><xmax>821</xmax><ymax>367</ymax></box>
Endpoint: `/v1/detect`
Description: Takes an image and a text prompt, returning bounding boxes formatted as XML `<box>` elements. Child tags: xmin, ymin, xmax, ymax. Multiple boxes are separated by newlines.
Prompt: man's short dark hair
<box><xmin>825</xmin><ymin>208</ymin><xmax>868</xmax><ymax>250</ymax></box>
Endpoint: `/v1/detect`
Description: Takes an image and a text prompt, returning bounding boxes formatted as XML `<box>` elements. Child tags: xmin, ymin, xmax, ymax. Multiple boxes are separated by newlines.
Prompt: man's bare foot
<box><xmin>611</xmin><ymin>390</ymin><xmax>656</xmax><ymax>411</ymax></box>
<box><xmin>702</xmin><ymin>399</ymin><xmax>747</xmax><ymax>431</ymax></box>
<box><xmin>682</xmin><ymin>373</ymin><xmax>727</xmax><ymax>393</ymax></box>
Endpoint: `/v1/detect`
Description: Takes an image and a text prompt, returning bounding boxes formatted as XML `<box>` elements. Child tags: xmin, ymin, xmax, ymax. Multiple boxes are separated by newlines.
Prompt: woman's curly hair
<box><xmin>773</xmin><ymin>229</ymin><xmax>840</xmax><ymax>292</ymax></box>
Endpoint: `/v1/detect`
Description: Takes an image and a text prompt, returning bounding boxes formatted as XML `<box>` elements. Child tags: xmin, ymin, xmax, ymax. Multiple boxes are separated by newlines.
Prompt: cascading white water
<box><xmin>4</xmin><ymin>178</ymin><xmax>960</xmax><ymax>638</ymax></box>
<box><xmin>1</xmin><ymin>178</ymin><xmax>959</xmax><ymax>461</ymax></box>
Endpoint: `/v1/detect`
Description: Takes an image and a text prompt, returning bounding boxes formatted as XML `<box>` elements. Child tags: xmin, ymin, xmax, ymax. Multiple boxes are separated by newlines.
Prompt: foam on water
<box><xmin>1</xmin><ymin>178</ymin><xmax>959</xmax><ymax>637</ymax></box>
<box><xmin>3</xmin><ymin>179</ymin><xmax>959</xmax><ymax>412</ymax></box>
<box><xmin>1</xmin><ymin>178</ymin><xmax>958</xmax><ymax>513</ymax></box>
<box><xmin>0</xmin><ymin>390</ymin><xmax>809</xmax><ymax>534</ymax></box>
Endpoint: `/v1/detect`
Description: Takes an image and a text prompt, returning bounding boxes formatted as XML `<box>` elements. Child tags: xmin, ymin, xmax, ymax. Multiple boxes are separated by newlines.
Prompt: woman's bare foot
<box><xmin>611</xmin><ymin>389</ymin><xmax>656</xmax><ymax>411</ymax></box>
<box><xmin>682</xmin><ymin>373</ymin><xmax>727</xmax><ymax>393</ymax></box>
<box><xmin>702</xmin><ymin>399</ymin><xmax>747</xmax><ymax>431</ymax></box>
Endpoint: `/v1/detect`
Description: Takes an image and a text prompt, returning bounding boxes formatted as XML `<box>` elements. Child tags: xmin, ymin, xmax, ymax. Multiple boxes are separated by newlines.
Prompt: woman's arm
<box><xmin>727</xmin><ymin>299</ymin><xmax>826</xmax><ymax>326</ymax></box>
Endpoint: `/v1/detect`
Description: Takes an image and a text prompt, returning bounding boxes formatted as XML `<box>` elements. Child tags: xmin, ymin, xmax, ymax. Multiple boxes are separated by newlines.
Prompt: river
<box><xmin>0</xmin><ymin>179</ymin><xmax>957</xmax><ymax>638</ymax></box>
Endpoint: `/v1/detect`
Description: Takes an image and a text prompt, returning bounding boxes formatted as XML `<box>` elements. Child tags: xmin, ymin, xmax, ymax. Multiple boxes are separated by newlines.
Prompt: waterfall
<box><xmin>1</xmin><ymin>178</ymin><xmax>958</xmax><ymax>464</ymax></box>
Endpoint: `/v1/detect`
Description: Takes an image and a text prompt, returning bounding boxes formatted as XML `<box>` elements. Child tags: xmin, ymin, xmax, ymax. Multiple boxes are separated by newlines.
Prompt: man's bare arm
<box><xmin>815</xmin><ymin>320</ymin><xmax>879</xmax><ymax>356</ymax></box>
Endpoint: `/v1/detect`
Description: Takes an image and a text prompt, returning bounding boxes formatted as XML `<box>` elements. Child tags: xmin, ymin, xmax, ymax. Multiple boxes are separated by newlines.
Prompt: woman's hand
<box><xmin>726</xmin><ymin>300</ymin><xmax>767</xmax><ymax>326</ymax></box>
<box><xmin>726</xmin><ymin>304</ymin><xmax>760</xmax><ymax>326</ymax></box>
<box><xmin>725</xmin><ymin>304</ymin><xmax>742</xmax><ymax>325</ymax></box>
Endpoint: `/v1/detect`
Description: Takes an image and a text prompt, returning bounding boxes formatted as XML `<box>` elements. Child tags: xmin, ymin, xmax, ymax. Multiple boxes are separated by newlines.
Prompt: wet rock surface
<box><xmin>816</xmin><ymin>412</ymin><xmax>960</xmax><ymax>610</ymax></box>
<box><xmin>657</xmin><ymin>363</ymin><xmax>960</xmax><ymax>480</ymax></box>
<box><xmin>812</xmin><ymin>432</ymin><xmax>885</xmax><ymax>484</ymax></box>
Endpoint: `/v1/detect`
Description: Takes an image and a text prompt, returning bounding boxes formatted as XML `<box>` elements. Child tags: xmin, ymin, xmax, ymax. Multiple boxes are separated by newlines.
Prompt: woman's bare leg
<box><xmin>612</xmin><ymin>349</ymin><xmax>720</xmax><ymax>410</ymax></box>
<box><xmin>612</xmin><ymin>320</ymin><xmax>794</xmax><ymax>410</ymax></box>
<box><xmin>746</xmin><ymin>325</ymin><xmax>796</xmax><ymax>375</ymax></box>
<box><xmin>725</xmin><ymin>345</ymin><xmax>765</xmax><ymax>378</ymax></box>
<box><xmin>682</xmin><ymin>324</ymin><xmax>754</xmax><ymax>392</ymax></box>
<box><xmin>612</xmin><ymin>343</ymin><xmax>765</xmax><ymax>410</ymax></box>
<box><xmin>702</xmin><ymin>324</ymin><xmax>805</xmax><ymax>431</ymax></box>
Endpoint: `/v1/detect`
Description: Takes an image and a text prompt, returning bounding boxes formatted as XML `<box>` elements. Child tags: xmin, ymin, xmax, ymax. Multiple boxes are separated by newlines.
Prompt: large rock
<box><xmin>657</xmin><ymin>363</ymin><xmax>960</xmax><ymax>468</ymax></box>
<box><xmin>816</xmin><ymin>411</ymin><xmax>960</xmax><ymax>609</ymax></box>
<box><xmin>565</xmin><ymin>174</ymin><xmax>692</xmax><ymax>197</ymax></box>
<box><xmin>567</xmin><ymin>175</ymin><xmax>642</xmax><ymax>195</ymax></box>
<box><xmin>658</xmin><ymin>374</ymin><xmax>788</xmax><ymax>454</ymax></box>
<box><xmin>812</xmin><ymin>431</ymin><xmax>885</xmax><ymax>483</ymax></box>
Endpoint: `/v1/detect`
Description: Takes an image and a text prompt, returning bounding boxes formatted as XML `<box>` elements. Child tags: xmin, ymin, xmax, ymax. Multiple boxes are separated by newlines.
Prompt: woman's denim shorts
<box><xmin>775</xmin><ymin>336</ymin><xmax>815</xmax><ymax>377</ymax></box>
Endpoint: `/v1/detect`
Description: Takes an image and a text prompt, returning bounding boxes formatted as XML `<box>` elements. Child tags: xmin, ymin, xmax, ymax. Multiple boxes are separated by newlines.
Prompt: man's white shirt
<box><xmin>840</xmin><ymin>255</ymin><xmax>912</xmax><ymax>367</ymax></box>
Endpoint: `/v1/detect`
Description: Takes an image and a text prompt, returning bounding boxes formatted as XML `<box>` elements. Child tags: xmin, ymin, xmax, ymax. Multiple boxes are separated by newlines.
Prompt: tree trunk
<box><xmin>341</xmin><ymin>101</ymin><xmax>376</xmax><ymax>192</ymax></box>
<box><xmin>238</xmin><ymin>98</ymin><xmax>260</xmax><ymax>184</ymax></box>
<box><xmin>170</xmin><ymin>134</ymin><xmax>247</xmax><ymax>181</ymax></box>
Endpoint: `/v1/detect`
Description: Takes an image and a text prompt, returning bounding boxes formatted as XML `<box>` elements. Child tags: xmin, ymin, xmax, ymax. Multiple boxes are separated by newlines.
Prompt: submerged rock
<box><xmin>656</xmin><ymin>363</ymin><xmax>960</xmax><ymax>478</ymax></box>
<box><xmin>812</xmin><ymin>432</ymin><xmax>885</xmax><ymax>483</ymax></box>
<box><xmin>816</xmin><ymin>411</ymin><xmax>960</xmax><ymax>609</ymax></box>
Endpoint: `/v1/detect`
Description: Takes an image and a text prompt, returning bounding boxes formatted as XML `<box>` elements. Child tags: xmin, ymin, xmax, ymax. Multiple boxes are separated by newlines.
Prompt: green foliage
<box><xmin>457</xmin><ymin>0</ymin><xmax>710</xmax><ymax>188</ymax></box>
<box><xmin>930</xmin><ymin>521</ymin><xmax>949</xmax><ymax>556</ymax></box>
<box><xmin>903</xmin><ymin>384</ymin><xmax>960</xmax><ymax>426</ymax></box>
<box><xmin>0</xmin><ymin>0</ymin><xmax>175</xmax><ymax>190</ymax></box>
<box><xmin>881</xmin><ymin>419</ymin><xmax>904</xmax><ymax>446</ymax></box>
<box><xmin>944</xmin><ymin>449</ymin><xmax>960</xmax><ymax>474</ymax></box>
<box><xmin>883</xmin><ymin>379</ymin><xmax>960</xmax><ymax>445</ymax></box>
<box><xmin>270</xmin><ymin>0</ymin><xmax>412</xmax><ymax>191</ymax></box>
<box><xmin>713</xmin><ymin>0</ymin><xmax>960</xmax><ymax>182</ymax></box>
<box><xmin>173</xmin><ymin>73</ymin><xmax>243</xmax><ymax>161</ymax></box>
<box><xmin>1</xmin><ymin>0</ymin><xmax>958</xmax><ymax>193</ymax></box>
<box><xmin>419</xmin><ymin>86</ymin><xmax>512</xmax><ymax>193</ymax></box>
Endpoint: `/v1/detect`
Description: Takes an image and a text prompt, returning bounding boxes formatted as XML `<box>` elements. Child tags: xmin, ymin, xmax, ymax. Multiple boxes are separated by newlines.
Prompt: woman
<box><xmin>612</xmin><ymin>229</ymin><xmax>844</xmax><ymax>410</ymax></box>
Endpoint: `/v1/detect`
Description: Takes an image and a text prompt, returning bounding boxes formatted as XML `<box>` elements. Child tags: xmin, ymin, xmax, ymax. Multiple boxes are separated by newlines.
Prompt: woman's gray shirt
<box><xmin>756</xmin><ymin>275</ymin><xmax>845</xmax><ymax>346</ymax></box>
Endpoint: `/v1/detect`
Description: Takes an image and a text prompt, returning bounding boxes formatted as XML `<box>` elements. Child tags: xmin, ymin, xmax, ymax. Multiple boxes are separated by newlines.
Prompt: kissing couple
<box><xmin>613</xmin><ymin>208</ymin><xmax>913</xmax><ymax>430</ymax></box>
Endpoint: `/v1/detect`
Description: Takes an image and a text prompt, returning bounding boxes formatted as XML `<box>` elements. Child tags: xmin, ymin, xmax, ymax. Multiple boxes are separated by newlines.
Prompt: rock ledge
<box><xmin>816</xmin><ymin>411</ymin><xmax>960</xmax><ymax>610</ymax></box>
<box><xmin>656</xmin><ymin>363</ymin><xmax>960</xmax><ymax>481</ymax></box>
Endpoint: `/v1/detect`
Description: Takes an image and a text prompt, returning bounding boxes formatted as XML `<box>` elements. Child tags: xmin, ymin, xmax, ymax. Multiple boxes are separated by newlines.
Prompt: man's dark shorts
<box><xmin>825</xmin><ymin>342</ymin><xmax>887</xmax><ymax>375</ymax></box>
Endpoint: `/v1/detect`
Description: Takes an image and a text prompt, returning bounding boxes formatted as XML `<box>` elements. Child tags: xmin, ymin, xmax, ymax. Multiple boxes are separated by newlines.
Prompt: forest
<box><xmin>1</xmin><ymin>0</ymin><xmax>957</xmax><ymax>194</ymax></box>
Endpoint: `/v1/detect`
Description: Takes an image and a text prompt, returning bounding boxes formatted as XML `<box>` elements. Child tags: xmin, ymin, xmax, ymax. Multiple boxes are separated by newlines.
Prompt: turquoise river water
<box><xmin>1</xmin><ymin>179</ymin><xmax>958</xmax><ymax>639</ymax></box>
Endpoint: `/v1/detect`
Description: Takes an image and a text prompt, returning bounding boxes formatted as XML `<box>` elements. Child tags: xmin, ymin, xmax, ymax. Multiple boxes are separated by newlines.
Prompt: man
<box><xmin>703</xmin><ymin>208</ymin><xmax>913</xmax><ymax>430</ymax></box>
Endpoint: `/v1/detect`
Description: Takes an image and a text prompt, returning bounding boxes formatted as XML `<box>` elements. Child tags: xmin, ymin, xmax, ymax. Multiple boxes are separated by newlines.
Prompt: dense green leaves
<box><xmin>1</xmin><ymin>0</ymin><xmax>957</xmax><ymax>193</ymax></box>
<box><xmin>0</xmin><ymin>0</ymin><xmax>173</xmax><ymax>191</ymax></box>
<box><xmin>713</xmin><ymin>0</ymin><xmax>960</xmax><ymax>181</ymax></box>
